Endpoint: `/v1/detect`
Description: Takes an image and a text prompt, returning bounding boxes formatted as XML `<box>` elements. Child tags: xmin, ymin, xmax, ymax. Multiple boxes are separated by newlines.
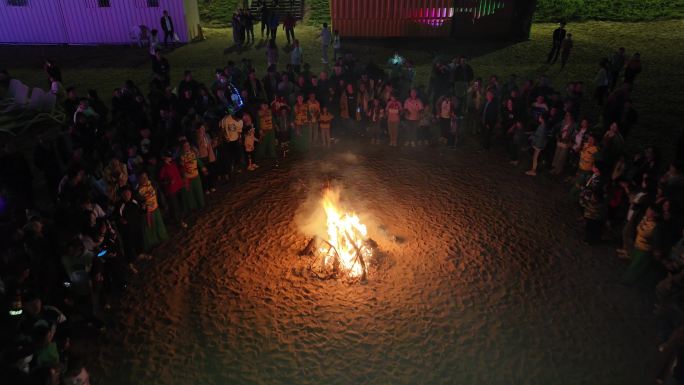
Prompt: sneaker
<box><xmin>205</xmin><ymin>190</ymin><xmax>211</xmax><ymax>195</ymax></box>
<box><xmin>180</xmin><ymin>221</ymin><xmax>188</xmax><ymax>229</ymax></box>
<box><xmin>254</xmin><ymin>164</ymin><xmax>260</xmax><ymax>168</ymax></box>
<box><xmin>525</xmin><ymin>170</ymin><xmax>537</xmax><ymax>176</ymax></box>
<box><xmin>411</xmin><ymin>141</ymin><xmax>416</xmax><ymax>147</ymax></box>
<box><xmin>210</xmin><ymin>188</ymin><xmax>216</xmax><ymax>193</ymax></box>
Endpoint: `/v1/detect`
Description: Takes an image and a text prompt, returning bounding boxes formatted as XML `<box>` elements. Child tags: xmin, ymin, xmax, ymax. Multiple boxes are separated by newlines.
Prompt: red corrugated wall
<box><xmin>330</xmin><ymin>0</ymin><xmax>454</xmax><ymax>37</ymax></box>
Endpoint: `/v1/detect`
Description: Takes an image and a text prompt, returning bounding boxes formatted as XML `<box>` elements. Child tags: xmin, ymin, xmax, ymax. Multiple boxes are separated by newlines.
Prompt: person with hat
<box><xmin>158</xmin><ymin>151</ymin><xmax>187</xmax><ymax>228</ymax></box>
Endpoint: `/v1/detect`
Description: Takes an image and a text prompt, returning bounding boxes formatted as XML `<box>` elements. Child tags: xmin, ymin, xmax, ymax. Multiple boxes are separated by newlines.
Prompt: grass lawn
<box><xmin>2</xmin><ymin>20</ymin><xmax>683</xmax><ymax>159</ymax></box>
<box><xmin>535</xmin><ymin>0</ymin><xmax>684</xmax><ymax>22</ymax></box>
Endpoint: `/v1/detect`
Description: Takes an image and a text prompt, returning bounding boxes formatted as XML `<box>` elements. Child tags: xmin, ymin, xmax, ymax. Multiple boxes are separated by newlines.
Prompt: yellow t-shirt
<box><xmin>579</xmin><ymin>143</ymin><xmax>598</xmax><ymax>172</ymax></box>
<box><xmin>307</xmin><ymin>100</ymin><xmax>321</xmax><ymax>123</ymax></box>
<box><xmin>137</xmin><ymin>181</ymin><xmax>158</xmax><ymax>213</ymax></box>
<box><xmin>319</xmin><ymin>112</ymin><xmax>334</xmax><ymax>130</ymax></box>
<box><xmin>258</xmin><ymin>110</ymin><xmax>273</xmax><ymax>132</ymax></box>
<box><xmin>294</xmin><ymin>103</ymin><xmax>308</xmax><ymax>126</ymax></box>
<box><xmin>634</xmin><ymin>217</ymin><xmax>657</xmax><ymax>252</ymax></box>
<box><xmin>180</xmin><ymin>151</ymin><xmax>199</xmax><ymax>179</ymax></box>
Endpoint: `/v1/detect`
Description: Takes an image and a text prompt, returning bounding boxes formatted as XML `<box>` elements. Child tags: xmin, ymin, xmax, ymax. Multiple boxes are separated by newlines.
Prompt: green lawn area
<box><xmin>535</xmin><ymin>0</ymin><xmax>684</xmax><ymax>22</ymax></box>
<box><xmin>199</xmin><ymin>0</ymin><xmax>242</xmax><ymax>27</ymax></box>
<box><xmin>2</xmin><ymin>20</ymin><xmax>683</xmax><ymax>159</ymax></box>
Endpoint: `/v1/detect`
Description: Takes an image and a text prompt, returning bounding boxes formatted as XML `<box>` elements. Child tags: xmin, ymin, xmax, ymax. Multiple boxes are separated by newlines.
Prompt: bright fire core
<box><xmin>320</xmin><ymin>189</ymin><xmax>372</xmax><ymax>278</ymax></box>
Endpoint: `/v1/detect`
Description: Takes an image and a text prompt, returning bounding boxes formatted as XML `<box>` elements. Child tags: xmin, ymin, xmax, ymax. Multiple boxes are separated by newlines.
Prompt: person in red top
<box><xmin>158</xmin><ymin>151</ymin><xmax>187</xmax><ymax>228</ymax></box>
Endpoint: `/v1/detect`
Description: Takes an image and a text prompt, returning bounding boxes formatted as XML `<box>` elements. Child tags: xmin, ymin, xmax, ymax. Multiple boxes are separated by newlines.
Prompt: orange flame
<box><xmin>320</xmin><ymin>188</ymin><xmax>372</xmax><ymax>278</ymax></box>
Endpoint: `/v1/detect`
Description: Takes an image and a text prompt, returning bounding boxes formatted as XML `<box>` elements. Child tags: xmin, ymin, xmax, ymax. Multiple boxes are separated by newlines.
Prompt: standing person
<box><xmin>526</xmin><ymin>113</ymin><xmax>550</xmax><ymax>176</ymax></box>
<box><xmin>403</xmin><ymin>88</ymin><xmax>424</xmax><ymax>147</ymax></box>
<box><xmin>436</xmin><ymin>95</ymin><xmax>454</xmax><ymax>145</ymax></box>
<box><xmin>275</xmin><ymin>106</ymin><xmax>292</xmax><ymax>155</ymax></box>
<box><xmin>319</xmin><ymin>23</ymin><xmax>332</xmax><ymax>64</ymax></box>
<box><xmin>624</xmin><ymin>53</ymin><xmax>642</xmax><ymax>86</ymax></box>
<box><xmin>594</xmin><ymin>59</ymin><xmax>610</xmax><ymax>106</ymax></box>
<box><xmin>244</xmin><ymin>126</ymin><xmax>259</xmax><ymax>171</ymax></box>
<box><xmin>385</xmin><ymin>94</ymin><xmax>402</xmax><ymax>147</ymax></box>
<box><xmin>550</xmin><ymin>112</ymin><xmax>576</xmax><ymax>175</ymax></box>
<box><xmin>195</xmin><ymin>124</ymin><xmax>217</xmax><ymax>194</ymax></box>
<box><xmin>160</xmin><ymin>10</ymin><xmax>174</xmax><ymax>48</ymax></box>
<box><xmin>257</xmin><ymin>102</ymin><xmax>276</xmax><ymax>160</ymax></box>
<box><xmin>290</xmin><ymin>39</ymin><xmax>304</xmax><ymax>74</ymax></box>
<box><xmin>137</xmin><ymin>171</ymin><xmax>168</xmax><ymax>250</ymax></box>
<box><xmin>283</xmin><ymin>13</ymin><xmax>296</xmax><ymax>45</ymax></box>
<box><xmin>623</xmin><ymin>205</ymin><xmax>664</xmax><ymax>284</ymax></box>
<box><xmin>546</xmin><ymin>21</ymin><xmax>567</xmax><ymax>64</ymax></box>
<box><xmin>609</xmin><ymin>47</ymin><xmax>626</xmax><ymax>90</ymax></box>
<box><xmin>560</xmin><ymin>33</ymin><xmax>573</xmax><ymax>69</ymax></box>
<box><xmin>218</xmin><ymin>112</ymin><xmax>243</xmax><ymax>179</ymax></box>
<box><xmin>333</xmin><ymin>30</ymin><xmax>342</xmax><ymax>62</ymax></box>
<box><xmin>268</xmin><ymin>11</ymin><xmax>279</xmax><ymax>41</ymax></box>
<box><xmin>179</xmin><ymin>140</ymin><xmax>205</xmax><ymax>211</ymax></box>
<box><xmin>232</xmin><ymin>12</ymin><xmax>243</xmax><ymax>48</ymax></box>
<box><xmin>293</xmin><ymin>95</ymin><xmax>309</xmax><ymax>152</ymax></box>
<box><xmin>115</xmin><ymin>186</ymin><xmax>146</xmax><ymax>273</ymax></box>
<box><xmin>367</xmin><ymin>98</ymin><xmax>385</xmax><ymax>145</ymax></box>
<box><xmin>307</xmin><ymin>93</ymin><xmax>321</xmax><ymax>146</ymax></box>
<box><xmin>419</xmin><ymin>104</ymin><xmax>435</xmax><ymax>146</ymax></box>
<box><xmin>266</xmin><ymin>39</ymin><xmax>279</xmax><ymax>68</ymax></box>
<box><xmin>159</xmin><ymin>151</ymin><xmax>187</xmax><ymax>228</ymax></box>
<box><xmin>319</xmin><ymin>105</ymin><xmax>334</xmax><ymax>148</ymax></box>
<box><xmin>260</xmin><ymin>3</ymin><xmax>269</xmax><ymax>39</ymax></box>
<box><xmin>244</xmin><ymin>10</ymin><xmax>255</xmax><ymax>44</ymax></box>
<box><xmin>480</xmin><ymin>90</ymin><xmax>497</xmax><ymax>151</ymax></box>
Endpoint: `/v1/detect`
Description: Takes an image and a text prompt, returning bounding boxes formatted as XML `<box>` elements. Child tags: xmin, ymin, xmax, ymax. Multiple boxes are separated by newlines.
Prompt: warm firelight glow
<box><xmin>320</xmin><ymin>188</ymin><xmax>372</xmax><ymax>278</ymax></box>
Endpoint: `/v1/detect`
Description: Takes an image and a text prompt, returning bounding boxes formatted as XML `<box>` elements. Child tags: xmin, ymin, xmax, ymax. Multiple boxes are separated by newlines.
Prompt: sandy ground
<box><xmin>90</xmin><ymin>142</ymin><xmax>658</xmax><ymax>385</ymax></box>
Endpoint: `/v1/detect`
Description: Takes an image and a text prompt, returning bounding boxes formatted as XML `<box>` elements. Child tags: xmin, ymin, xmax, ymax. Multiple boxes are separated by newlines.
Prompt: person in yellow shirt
<box><xmin>307</xmin><ymin>93</ymin><xmax>321</xmax><ymax>146</ymax></box>
<box><xmin>293</xmin><ymin>95</ymin><xmax>309</xmax><ymax>152</ymax></box>
<box><xmin>178</xmin><ymin>140</ymin><xmax>206</xmax><ymax>211</ymax></box>
<box><xmin>137</xmin><ymin>171</ymin><xmax>168</xmax><ymax>250</ymax></box>
<box><xmin>318</xmin><ymin>106</ymin><xmax>334</xmax><ymax>148</ymax></box>
<box><xmin>257</xmin><ymin>102</ymin><xmax>276</xmax><ymax>160</ymax></box>
<box><xmin>623</xmin><ymin>205</ymin><xmax>663</xmax><ymax>284</ymax></box>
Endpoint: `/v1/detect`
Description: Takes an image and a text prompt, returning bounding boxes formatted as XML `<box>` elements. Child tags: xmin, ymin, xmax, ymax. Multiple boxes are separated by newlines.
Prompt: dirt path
<box><xmin>92</xmin><ymin>144</ymin><xmax>657</xmax><ymax>385</ymax></box>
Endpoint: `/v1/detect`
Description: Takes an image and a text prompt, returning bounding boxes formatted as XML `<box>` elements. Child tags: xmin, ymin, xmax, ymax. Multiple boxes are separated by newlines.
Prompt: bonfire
<box><xmin>303</xmin><ymin>188</ymin><xmax>374</xmax><ymax>280</ymax></box>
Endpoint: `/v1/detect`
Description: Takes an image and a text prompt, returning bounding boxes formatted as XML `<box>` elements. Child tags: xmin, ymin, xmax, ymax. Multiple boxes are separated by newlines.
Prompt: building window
<box><xmin>7</xmin><ymin>0</ymin><xmax>28</xmax><ymax>6</ymax></box>
<box><xmin>147</xmin><ymin>0</ymin><xmax>159</xmax><ymax>7</ymax></box>
<box><xmin>98</xmin><ymin>0</ymin><xmax>110</xmax><ymax>7</ymax></box>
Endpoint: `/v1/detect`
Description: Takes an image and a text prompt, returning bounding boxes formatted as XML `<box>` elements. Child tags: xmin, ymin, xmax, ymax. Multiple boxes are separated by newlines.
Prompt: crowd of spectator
<box><xmin>1</xmin><ymin>16</ymin><xmax>684</xmax><ymax>384</ymax></box>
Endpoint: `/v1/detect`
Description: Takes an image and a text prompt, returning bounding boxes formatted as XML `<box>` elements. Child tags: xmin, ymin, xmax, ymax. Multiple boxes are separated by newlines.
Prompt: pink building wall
<box><xmin>0</xmin><ymin>0</ymin><xmax>195</xmax><ymax>45</ymax></box>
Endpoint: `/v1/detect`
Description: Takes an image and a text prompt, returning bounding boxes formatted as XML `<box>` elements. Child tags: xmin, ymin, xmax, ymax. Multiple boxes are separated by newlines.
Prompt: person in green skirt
<box><xmin>293</xmin><ymin>94</ymin><xmax>310</xmax><ymax>153</ymax></box>
<box><xmin>257</xmin><ymin>102</ymin><xmax>276</xmax><ymax>160</ymax></box>
<box><xmin>137</xmin><ymin>171</ymin><xmax>168</xmax><ymax>251</ymax></box>
<box><xmin>622</xmin><ymin>204</ymin><xmax>664</xmax><ymax>284</ymax></box>
<box><xmin>179</xmin><ymin>140</ymin><xmax>206</xmax><ymax>211</ymax></box>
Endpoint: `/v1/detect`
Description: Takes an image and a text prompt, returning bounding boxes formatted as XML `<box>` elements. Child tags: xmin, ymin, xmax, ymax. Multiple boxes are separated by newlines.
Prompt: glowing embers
<box><xmin>302</xmin><ymin>188</ymin><xmax>375</xmax><ymax>281</ymax></box>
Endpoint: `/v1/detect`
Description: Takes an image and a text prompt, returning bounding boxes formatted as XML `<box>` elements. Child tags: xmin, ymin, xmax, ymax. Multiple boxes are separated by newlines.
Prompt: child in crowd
<box><xmin>178</xmin><ymin>140</ymin><xmax>206</xmax><ymax>211</ymax></box>
<box><xmin>418</xmin><ymin>104</ymin><xmax>434</xmax><ymax>146</ymax></box>
<box><xmin>244</xmin><ymin>125</ymin><xmax>259</xmax><ymax>171</ymax></box>
<box><xmin>319</xmin><ymin>105</ymin><xmax>334</xmax><ymax>148</ymax></box>
<box><xmin>275</xmin><ymin>106</ymin><xmax>292</xmax><ymax>157</ymax></box>
<box><xmin>367</xmin><ymin>98</ymin><xmax>384</xmax><ymax>145</ymax></box>
<box><xmin>137</xmin><ymin>171</ymin><xmax>168</xmax><ymax>250</ymax></box>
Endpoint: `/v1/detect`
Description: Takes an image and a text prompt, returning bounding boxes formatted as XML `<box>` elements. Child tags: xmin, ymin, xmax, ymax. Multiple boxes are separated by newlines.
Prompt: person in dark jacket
<box><xmin>115</xmin><ymin>186</ymin><xmax>147</xmax><ymax>272</ymax></box>
<box><xmin>546</xmin><ymin>21</ymin><xmax>567</xmax><ymax>64</ymax></box>
<box><xmin>160</xmin><ymin>10</ymin><xmax>174</xmax><ymax>47</ymax></box>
